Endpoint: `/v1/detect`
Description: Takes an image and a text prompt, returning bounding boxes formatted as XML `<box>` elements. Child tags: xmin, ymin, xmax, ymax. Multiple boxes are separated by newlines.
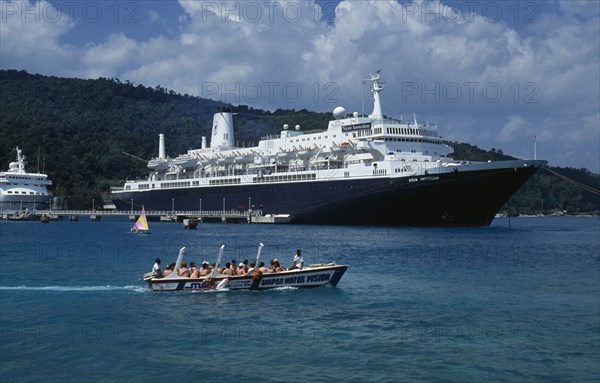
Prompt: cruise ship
<box><xmin>0</xmin><ymin>147</ymin><xmax>53</xmax><ymax>210</ymax></box>
<box><xmin>112</xmin><ymin>72</ymin><xmax>546</xmax><ymax>226</ymax></box>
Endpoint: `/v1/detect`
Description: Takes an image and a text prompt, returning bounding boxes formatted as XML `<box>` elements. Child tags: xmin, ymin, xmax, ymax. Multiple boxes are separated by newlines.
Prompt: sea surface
<box><xmin>0</xmin><ymin>217</ymin><xmax>598</xmax><ymax>383</ymax></box>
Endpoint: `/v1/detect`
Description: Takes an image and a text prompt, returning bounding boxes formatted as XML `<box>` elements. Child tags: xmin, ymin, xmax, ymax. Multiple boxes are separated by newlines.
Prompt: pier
<box><xmin>0</xmin><ymin>209</ymin><xmax>291</xmax><ymax>224</ymax></box>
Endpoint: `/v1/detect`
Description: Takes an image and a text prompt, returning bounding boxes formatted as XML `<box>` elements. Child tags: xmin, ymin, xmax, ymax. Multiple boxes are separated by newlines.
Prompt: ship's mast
<box><xmin>16</xmin><ymin>147</ymin><xmax>26</xmax><ymax>173</ymax></box>
<box><xmin>368</xmin><ymin>71</ymin><xmax>384</xmax><ymax>119</ymax></box>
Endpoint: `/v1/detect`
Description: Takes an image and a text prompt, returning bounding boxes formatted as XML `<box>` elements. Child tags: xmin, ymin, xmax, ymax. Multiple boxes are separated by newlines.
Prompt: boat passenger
<box><xmin>177</xmin><ymin>262</ymin><xmax>191</xmax><ymax>277</ymax></box>
<box><xmin>289</xmin><ymin>249</ymin><xmax>304</xmax><ymax>270</ymax></box>
<box><xmin>199</xmin><ymin>261</ymin><xmax>211</xmax><ymax>277</ymax></box>
<box><xmin>152</xmin><ymin>258</ymin><xmax>163</xmax><ymax>278</ymax></box>
<box><xmin>272</xmin><ymin>259</ymin><xmax>286</xmax><ymax>273</ymax></box>
<box><xmin>190</xmin><ymin>262</ymin><xmax>203</xmax><ymax>278</ymax></box>
<box><xmin>221</xmin><ymin>262</ymin><xmax>233</xmax><ymax>276</ymax></box>
<box><xmin>236</xmin><ymin>263</ymin><xmax>247</xmax><ymax>276</ymax></box>
<box><xmin>258</xmin><ymin>262</ymin><xmax>269</xmax><ymax>273</ymax></box>
<box><xmin>230</xmin><ymin>259</ymin><xmax>238</xmax><ymax>274</ymax></box>
<box><xmin>164</xmin><ymin>263</ymin><xmax>175</xmax><ymax>277</ymax></box>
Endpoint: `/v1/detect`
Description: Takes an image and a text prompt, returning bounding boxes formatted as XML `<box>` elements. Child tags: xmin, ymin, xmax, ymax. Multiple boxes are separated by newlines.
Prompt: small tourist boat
<box><xmin>143</xmin><ymin>244</ymin><xmax>348</xmax><ymax>292</ymax></box>
<box><xmin>131</xmin><ymin>205</ymin><xmax>150</xmax><ymax>234</ymax></box>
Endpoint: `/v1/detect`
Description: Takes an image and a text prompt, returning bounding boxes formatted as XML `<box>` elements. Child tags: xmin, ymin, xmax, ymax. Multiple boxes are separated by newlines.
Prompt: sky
<box><xmin>1</xmin><ymin>0</ymin><xmax>599</xmax><ymax>172</ymax></box>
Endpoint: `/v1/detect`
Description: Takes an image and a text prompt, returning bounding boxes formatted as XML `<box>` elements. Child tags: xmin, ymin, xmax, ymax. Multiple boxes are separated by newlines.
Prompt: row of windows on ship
<box><xmin>3</xmin><ymin>182</ymin><xmax>46</xmax><ymax>187</ymax></box>
<box><xmin>125</xmin><ymin>173</ymin><xmax>321</xmax><ymax>190</ymax></box>
<box><xmin>353</xmin><ymin>127</ymin><xmax>438</xmax><ymax>138</ymax></box>
<box><xmin>125</xmin><ymin>167</ymin><xmax>436</xmax><ymax>189</ymax></box>
<box><xmin>280</xmin><ymin>127</ymin><xmax>437</xmax><ymax>143</ymax></box>
<box><xmin>287</xmin><ymin>132</ymin><xmax>441</xmax><ymax>145</ymax></box>
<box><xmin>4</xmin><ymin>176</ymin><xmax>46</xmax><ymax>181</ymax></box>
<box><xmin>4</xmin><ymin>190</ymin><xmax>46</xmax><ymax>195</ymax></box>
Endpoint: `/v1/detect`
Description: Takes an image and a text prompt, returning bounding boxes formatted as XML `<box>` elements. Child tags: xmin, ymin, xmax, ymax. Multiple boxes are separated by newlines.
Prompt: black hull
<box><xmin>113</xmin><ymin>163</ymin><xmax>544</xmax><ymax>227</ymax></box>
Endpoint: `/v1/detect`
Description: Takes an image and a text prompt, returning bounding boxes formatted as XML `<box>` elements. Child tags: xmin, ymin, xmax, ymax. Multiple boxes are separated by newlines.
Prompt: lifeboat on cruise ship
<box><xmin>235</xmin><ymin>157</ymin><xmax>254</xmax><ymax>164</ymax></box>
<box><xmin>297</xmin><ymin>145</ymin><xmax>319</xmax><ymax>158</ymax></box>
<box><xmin>172</xmin><ymin>154</ymin><xmax>198</xmax><ymax>168</ymax></box>
<box><xmin>277</xmin><ymin>150</ymin><xmax>295</xmax><ymax>160</ymax></box>
<box><xmin>233</xmin><ymin>151</ymin><xmax>255</xmax><ymax>164</ymax></box>
<box><xmin>147</xmin><ymin>158</ymin><xmax>170</xmax><ymax>171</ymax></box>
<box><xmin>217</xmin><ymin>156</ymin><xmax>234</xmax><ymax>165</ymax></box>
<box><xmin>331</xmin><ymin>142</ymin><xmax>352</xmax><ymax>154</ymax></box>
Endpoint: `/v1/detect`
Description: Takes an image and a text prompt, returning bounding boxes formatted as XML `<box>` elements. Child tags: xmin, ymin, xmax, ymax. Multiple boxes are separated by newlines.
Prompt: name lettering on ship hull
<box><xmin>409</xmin><ymin>176</ymin><xmax>440</xmax><ymax>183</ymax></box>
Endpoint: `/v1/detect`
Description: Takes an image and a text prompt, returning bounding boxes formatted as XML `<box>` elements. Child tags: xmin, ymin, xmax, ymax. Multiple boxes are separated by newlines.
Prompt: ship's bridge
<box><xmin>330</xmin><ymin>114</ymin><xmax>451</xmax><ymax>159</ymax></box>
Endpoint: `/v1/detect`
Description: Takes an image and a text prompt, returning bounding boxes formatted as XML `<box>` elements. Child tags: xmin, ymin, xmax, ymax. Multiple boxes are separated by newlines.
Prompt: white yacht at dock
<box><xmin>0</xmin><ymin>147</ymin><xmax>53</xmax><ymax>211</ymax></box>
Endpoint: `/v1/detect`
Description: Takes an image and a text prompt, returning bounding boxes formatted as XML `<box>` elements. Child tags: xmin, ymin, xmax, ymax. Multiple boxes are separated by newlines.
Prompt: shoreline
<box><xmin>495</xmin><ymin>213</ymin><xmax>599</xmax><ymax>218</ymax></box>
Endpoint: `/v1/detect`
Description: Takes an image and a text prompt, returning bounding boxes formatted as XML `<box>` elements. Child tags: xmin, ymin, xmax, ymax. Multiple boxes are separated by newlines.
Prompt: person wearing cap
<box><xmin>269</xmin><ymin>259</ymin><xmax>275</xmax><ymax>272</ymax></box>
<box><xmin>271</xmin><ymin>259</ymin><xmax>285</xmax><ymax>273</ymax></box>
<box><xmin>289</xmin><ymin>249</ymin><xmax>304</xmax><ymax>270</ymax></box>
<box><xmin>236</xmin><ymin>261</ymin><xmax>247</xmax><ymax>276</ymax></box>
<box><xmin>199</xmin><ymin>261</ymin><xmax>211</xmax><ymax>277</ymax></box>
<box><xmin>152</xmin><ymin>258</ymin><xmax>163</xmax><ymax>278</ymax></box>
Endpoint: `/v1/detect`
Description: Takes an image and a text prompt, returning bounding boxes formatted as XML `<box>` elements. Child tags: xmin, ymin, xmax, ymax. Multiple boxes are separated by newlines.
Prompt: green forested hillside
<box><xmin>1</xmin><ymin>70</ymin><xmax>598</xmax><ymax>213</ymax></box>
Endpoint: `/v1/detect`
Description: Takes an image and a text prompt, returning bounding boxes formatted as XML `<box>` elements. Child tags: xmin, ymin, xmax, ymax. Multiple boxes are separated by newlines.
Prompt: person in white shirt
<box><xmin>290</xmin><ymin>249</ymin><xmax>304</xmax><ymax>270</ymax></box>
<box><xmin>152</xmin><ymin>258</ymin><xmax>163</xmax><ymax>278</ymax></box>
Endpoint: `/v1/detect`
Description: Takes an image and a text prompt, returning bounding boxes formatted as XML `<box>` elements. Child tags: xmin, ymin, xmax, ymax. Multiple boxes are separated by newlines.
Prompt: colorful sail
<box><xmin>131</xmin><ymin>205</ymin><xmax>149</xmax><ymax>232</ymax></box>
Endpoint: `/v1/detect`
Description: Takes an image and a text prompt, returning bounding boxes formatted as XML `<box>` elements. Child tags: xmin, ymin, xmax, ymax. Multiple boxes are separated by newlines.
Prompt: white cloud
<box><xmin>496</xmin><ymin>116</ymin><xmax>536</xmax><ymax>144</ymax></box>
<box><xmin>0</xmin><ymin>0</ymin><xmax>76</xmax><ymax>72</ymax></box>
<box><xmin>147</xmin><ymin>10</ymin><xmax>162</xmax><ymax>24</ymax></box>
<box><xmin>0</xmin><ymin>0</ymin><xmax>598</xmax><ymax>171</ymax></box>
<box><xmin>82</xmin><ymin>34</ymin><xmax>140</xmax><ymax>75</ymax></box>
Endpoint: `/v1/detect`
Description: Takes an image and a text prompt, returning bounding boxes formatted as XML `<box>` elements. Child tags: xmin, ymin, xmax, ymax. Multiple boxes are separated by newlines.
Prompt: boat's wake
<box><xmin>0</xmin><ymin>285</ymin><xmax>147</xmax><ymax>293</ymax></box>
<box><xmin>270</xmin><ymin>286</ymin><xmax>299</xmax><ymax>291</ymax></box>
<box><xmin>185</xmin><ymin>286</ymin><xmax>299</xmax><ymax>293</ymax></box>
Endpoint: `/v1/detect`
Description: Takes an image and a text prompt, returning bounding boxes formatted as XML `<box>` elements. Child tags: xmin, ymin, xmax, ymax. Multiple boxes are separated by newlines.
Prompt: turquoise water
<box><xmin>1</xmin><ymin>217</ymin><xmax>599</xmax><ymax>382</ymax></box>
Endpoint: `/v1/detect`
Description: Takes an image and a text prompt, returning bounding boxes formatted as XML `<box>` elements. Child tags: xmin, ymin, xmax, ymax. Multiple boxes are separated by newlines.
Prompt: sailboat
<box><xmin>131</xmin><ymin>205</ymin><xmax>150</xmax><ymax>234</ymax></box>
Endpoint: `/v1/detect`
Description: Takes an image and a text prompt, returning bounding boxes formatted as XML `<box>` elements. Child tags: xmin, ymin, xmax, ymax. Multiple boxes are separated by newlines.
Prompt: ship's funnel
<box><xmin>158</xmin><ymin>134</ymin><xmax>165</xmax><ymax>159</ymax></box>
<box><xmin>210</xmin><ymin>107</ymin><xmax>234</xmax><ymax>149</ymax></box>
<box><xmin>201</xmin><ymin>136</ymin><xmax>207</xmax><ymax>150</ymax></box>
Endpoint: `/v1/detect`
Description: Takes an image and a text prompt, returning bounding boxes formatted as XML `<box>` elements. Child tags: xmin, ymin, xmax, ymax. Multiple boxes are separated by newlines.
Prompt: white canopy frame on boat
<box><xmin>161</xmin><ymin>246</ymin><xmax>188</xmax><ymax>280</ymax></box>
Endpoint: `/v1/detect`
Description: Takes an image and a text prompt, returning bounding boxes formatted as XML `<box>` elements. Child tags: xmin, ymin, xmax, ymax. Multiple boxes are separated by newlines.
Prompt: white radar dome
<box><xmin>333</xmin><ymin>106</ymin><xmax>346</xmax><ymax>120</ymax></box>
